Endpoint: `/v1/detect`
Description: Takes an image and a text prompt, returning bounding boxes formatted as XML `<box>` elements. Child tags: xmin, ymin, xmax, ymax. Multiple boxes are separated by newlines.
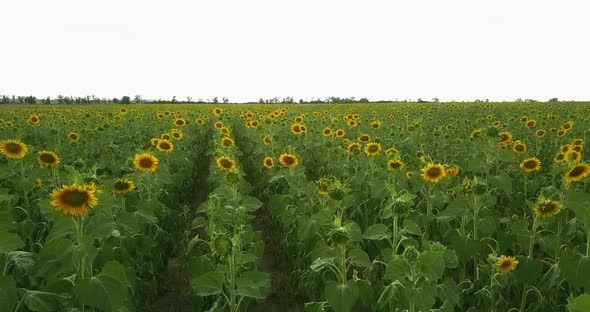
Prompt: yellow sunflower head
<box><xmin>496</xmin><ymin>255</ymin><xmax>518</xmax><ymax>274</ymax></box>
<box><xmin>221</xmin><ymin>137</ymin><xmax>235</xmax><ymax>149</ymax></box>
<box><xmin>535</xmin><ymin>130</ymin><xmax>546</xmax><ymax>138</ymax></box>
<box><xmin>525</xmin><ymin>119</ymin><xmax>536</xmax><ymax>128</ymax></box>
<box><xmin>150</xmin><ymin>138</ymin><xmax>159</xmax><ymax>146</ymax></box>
<box><xmin>156</xmin><ymin>139</ymin><xmax>174</xmax><ymax>153</ymax></box>
<box><xmin>370</xmin><ymin>121</ymin><xmax>381</xmax><ymax>129</ymax></box>
<box><xmin>28</xmin><ymin>115</ymin><xmax>41</xmax><ymax>125</ymax></box>
<box><xmin>385</xmin><ymin>147</ymin><xmax>399</xmax><ymax>157</ymax></box>
<box><xmin>470</xmin><ymin>129</ymin><xmax>482</xmax><ymax>139</ymax></box>
<box><xmin>0</xmin><ymin>139</ymin><xmax>28</xmax><ymax>160</ymax></box>
<box><xmin>445</xmin><ymin>165</ymin><xmax>460</xmax><ymax>177</ymax></box>
<box><xmin>279</xmin><ymin>153</ymin><xmax>299</xmax><ymax>168</ymax></box>
<box><xmin>322</xmin><ymin>128</ymin><xmax>333</xmax><ymax>137</ymax></box>
<box><xmin>347</xmin><ymin>142</ymin><xmax>361</xmax><ymax>156</ymax></box>
<box><xmin>334</xmin><ymin>129</ymin><xmax>346</xmax><ymax>138</ymax></box>
<box><xmin>216</xmin><ymin>156</ymin><xmax>237</xmax><ymax>172</ymax></box>
<box><xmin>566</xmin><ymin>151</ymin><xmax>581</xmax><ymax>163</ymax></box>
<box><xmin>133</xmin><ymin>153</ymin><xmax>159</xmax><ymax>172</ymax></box>
<box><xmin>421</xmin><ymin>163</ymin><xmax>446</xmax><ymax>183</ymax></box>
<box><xmin>50</xmin><ymin>183</ymin><xmax>99</xmax><ymax>216</ymax></box>
<box><xmin>572</xmin><ymin>138</ymin><xmax>584</xmax><ymax>146</ymax></box>
<box><xmin>171</xmin><ymin>129</ymin><xmax>184</xmax><ymax>140</ymax></box>
<box><xmin>564</xmin><ymin>163</ymin><xmax>590</xmax><ymax>183</ymax></box>
<box><xmin>387</xmin><ymin>159</ymin><xmax>404</xmax><ymax>171</ymax></box>
<box><xmin>364</xmin><ymin>142</ymin><xmax>382</xmax><ymax>156</ymax></box>
<box><xmin>357</xmin><ymin>134</ymin><xmax>371</xmax><ymax>143</ymax></box>
<box><xmin>498</xmin><ymin>131</ymin><xmax>512</xmax><ymax>145</ymax></box>
<box><xmin>512</xmin><ymin>141</ymin><xmax>527</xmax><ymax>154</ymax></box>
<box><xmin>520</xmin><ymin>157</ymin><xmax>541</xmax><ymax>173</ymax></box>
<box><xmin>554</xmin><ymin>153</ymin><xmax>566</xmax><ymax>164</ymax></box>
<box><xmin>38</xmin><ymin>151</ymin><xmax>60</xmax><ymax>168</ymax></box>
<box><xmin>263</xmin><ymin>136</ymin><xmax>272</xmax><ymax>146</ymax></box>
<box><xmin>213</xmin><ymin>107</ymin><xmax>223</xmax><ymax>116</ymax></box>
<box><xmin>34</xmin><ymin>178</ymin><xmax>42</xmax><ymax>189</ymax></box>
<box><xmin>263</xmin><ymin>157</ymin><xmax>274</xmax><ymax>169</ymax></box>
<box><xmin>113</xmin><ymin>179</ymin><xmax>135</xmax><ymax>194</ymax></box>
<box><xmin>68</xmin><ymin>132</ymin><xmax>80</xmax><ymax>142</ymax></box>
<box><xmin>173</xmin><ymin>118</ymin><xmax>186</xmax><ymax>127</ymax></box>
<box><xmin>195</xmin><ymin>118</ymin><xmax>205</xmax><ymax>126</ymax></box>
<box><xmin>318</xmin><ymin>179</ymin><xmax>330</xmax><ymax>195</ymax></box>
<box><xmin>532</xmin><ymin>199</ymin><xmax>562</xmax><ymax>218</ymax></box>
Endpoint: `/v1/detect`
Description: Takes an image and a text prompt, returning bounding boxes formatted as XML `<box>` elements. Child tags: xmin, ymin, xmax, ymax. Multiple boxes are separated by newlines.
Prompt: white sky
<box><xmin>1</xmin><ymin>0</ymin><xmax>589</xmax><ymax>102</ymax></box>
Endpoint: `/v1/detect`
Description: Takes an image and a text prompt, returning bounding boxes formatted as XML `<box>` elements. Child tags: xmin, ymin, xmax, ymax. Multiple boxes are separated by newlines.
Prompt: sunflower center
<box><xmin>160</xmin><ymin>143</ymin><xmax>171</xmax><ymax>150</ymax></box>
<box><xmin>515</xmin><ymin>145</ymin><xmax>524</xmax><ymax>151</ymax></box>
<box><xmin>114</xmin><ymin>181</ymin><xmax>131</xmax><ymax>190</ymax></box>
<box><xmin>368</xmin><ymin>145</ymin><xmax>378</xmax><ymax>153</ymax></box>
<box><xmin>427</xmin><ymin>167</ymin><xmax>441</xmax><ymax>177</ymax></box>
<box><xmin>220</xmin><ymin>159</ymin><xmax>232</xmax><ymax>168</ymax></box>
<box><xmin>569</xmin><ymin>166</ymin><xmax>585</xmax><ymax>177</ymax></box>
<box><xmin>140</xmin><ymin>158</ymin><xmax>154</xmax><ymax>168</ymax></box>
<box><xmin>524</xmin><ymin>161</ymin><xmax>537</xmax><ymax>169</ymax></box>
<box><xmin>40</xmin><ymin>153</ymin><xmax>56</xmax><ymax>164</ymax></box>
<box><xmin>6</xmin><ymin>143</ymin><xmax>22</xmax><ymax>153</ymax></box>
<box><xmin>283</xmin><ymin>156</ymin><xmax>295</xmax><ymax>165</ymax></box>
<box><xmin>60</xmin><ymin>190</ymin><xmax>89</xmax><ymax>207</ymax></box>
<box><xmin>499</xmin><ymin>260</ymin><xmax>512</xmax><ymax>269</ymax></box>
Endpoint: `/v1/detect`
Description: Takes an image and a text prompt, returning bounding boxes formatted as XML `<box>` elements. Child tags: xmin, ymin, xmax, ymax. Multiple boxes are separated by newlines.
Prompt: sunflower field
<box><xmin>1</xmin><ymin>102</ymin><xmax>590</xmax><ymax>312</ymax></box>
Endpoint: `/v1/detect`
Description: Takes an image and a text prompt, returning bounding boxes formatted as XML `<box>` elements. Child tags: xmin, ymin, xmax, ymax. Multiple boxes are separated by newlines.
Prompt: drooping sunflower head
<box><xmin>347</xmin><ymin>142</ymin><xmax>361</xmax><ymax>156</ymax></box>
<box><xmin>387</xmin><ymin>159</ymin><xmax>404</xmax><ymax>171</ymax></box>
<box><xmin>520</xmin><ymin>157</ymin><xmax>541</xmax><ymax>173</ymax></box>
<box><xmin>421</xmin><ymin>163</ymin><xmax>446</xmax><ymax>183</ymax></box>
<box><xmin>156</xmin><ymin>139</ymin><xmax>174</xmax><ymax>153</ymax></box>
<box><xmin>262</xmin><ymin>157</ymin><xmax>274</xmax><ymax>169</ymax></box>
<box><xmin>498</xmin><ymin>131</ymin><xmax>512</xmax><ymax>145</ymax></box>
<box><xmin>50</xmin><ymin>183</ymin><xmax>99</xmax><ymax>216</ymax></box>
<box><xmin>364</xmin><ymin>142</ymin><xmax>382</xmax><ymax>156</ymax></box>
<box><xmin>533</xmin><ymin>199</ymin><xmax>562</xmax><ymax>218</ymax></box>
<box><xmin>318</xmin><ymin>178</ymin><xmax>331</xmax><ymax>195</ymax></box>
<box><xmin>445</xmin><ymin>165</ymin><xmax>460</xmax><ymax>177</ymax></box>
<box><xmin>496</xmin><ymin>255</ymin><xmax>518</xmax><ymax>274</ymax></box>
<box><xmin>68</xmin><ymin>132</ymin><xmax>80</xmax><ymax>142</ymax></box>
<box><xmin>405</xmin><ymin>171</ymin><xmax>413</xmax><ymax>179</ymax></box>
<box><xmin>512</xmin><ymin>141</ymin><xmax>527</xmax><ymax>154</ymax></box>
<box><xmin>564</xmin><ymin>163</ymin><xmax>590</xmax><ymax>183</ymax></box>
<box><xmin>38</xmin><ymin>151</ymin><xmax>60</xmax><ymax>168</ymax></box>
<box><xmin>113</xmin><ymin>179</ymin><xmax>135</xmax><ymax>194</ymax></box>
<box><xmin>216</xmin><ymin>156</ymin><xmax>237</xmax><ymax>172</ymax></box>
<box><xmin>279</xmin><ymin>153</ymin><xmax>299</xmax><ymax>168</ymax></box>
<box><xmin>221</xmin><ymin>137</ymin><xmax>234</xmax><ymax>148</ymax></box>
<box><xmin>0</xmin><ymin>139</ymin><xmax>28</xmax><ymax>160</ymax></box>
<box><xmin>133</xmin><ymin>153</ymin><xmax>159</xmax><ymax>172</ymax></box>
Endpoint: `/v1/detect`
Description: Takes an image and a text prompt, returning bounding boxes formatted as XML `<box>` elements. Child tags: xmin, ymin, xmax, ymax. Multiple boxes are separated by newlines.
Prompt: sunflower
<box><xmin>68</xmin><ymin>132</ymin><xmax>80</xmax><ymax>142</ymax></box>
<box><xmin>38</xmin><ymin>151</ymin><xmax>60</xmax><ymax>168</ymax></box>
<box><xmin>156</xmin><ymin>139</ymin><xmax>174</xmax><ymax>153</ymax></box>
<box><xmin>561</xmin><ymin>144</ymin><xmax>572</xmax><ymax>154</ymax></box>
<box><xmin>554</xmin><ymin>153</ymin><xmax>566</xmax><ymax>163</ymax></box>
<box><xmin>405</xmin><ymin>171</ymin><xmax>413</xmax><ymax>179</ymax></box>
<box><xmin>119</xmin><ymin>107</ymin><xmax>128</xmax><ymax>114</ymax></box>
<box><xmin>561</xmin><ymin>121</ymin><xmax>574</xmax><ymax>131</ymax></box>
<box><xmin>279</xmin><ymin>153</ymin><xmax>299</xmax><ymax>168</ymax></box>
<box><xmin>347</xmin><ymin>120</ymin><xmax>357</xmax><ymax>127</ymax></box>
<box><xmin>387</xmin><ymin>159</ymin><xmax>404</xmax><ymax>171</ymax></box>
<box><xmin>322</xmin><ymin>128</ymin><xmax>333</xmax><ymax>137</ymax></box>
<box><xmin>498</xmin><ymin>131</ymin><xmax>512</xmax><ymax>145</ymax></box>
<box><xmin>150</xmin><ymin>138</ymin><xmax>159</xmax><ymax>146</ymax></box>
<box><xmin>566</xmin><ymin>151</ymin><xmax>581</xmax><ymax>163</ymax></box>
<box><xmin>263</xmin><ymin>157</ymin><xmax>274</xmax><ymax>169</ymax></box>
<box><xmin>221</xmin><ymin>137</ymin><xmax>235</xmax><ymax>148</ymax></box>
<box><xmin>357</xmin><ymin>134</ymin><xmax>371</xmax><ymax>143</ymax></box>
<box><xmin>334</xmin><ymin>129</ymin><xmax>346</xmax><ymax>138</ymax></box>
<box><xmin>364</xmin><ymin>142</ymin><xmax>382</xmax><ymax>156</ymax></box>
<box><xmin>161</xmin><ymin>133</ymin><xmax>172</xmax><ymax>140</ymax></box>
<box><xmin>573</xmin><ymin>139</ymin><xmax>584</xmax><ymax>146</ymax></box>
<box><xmin>564</xmin><ymin>163</ymin><xmax>590</xmax><ymax>183</ymax></box>
<box><xmin>213</xmin><ymin>107</ymin><xmax>223</xmax><ymax>116</ymax></box>
<box><xmin>290</xmin><ymin>124</ymin><xmax>304</xmax><ymax>135</ymax></box>
<box><xmin>214</xmin><ymin>121</ymin><xmax>224</xmax><ymax>129</ymax></box>
<box><xmin>216</xmin><ymin>156</ymin><xmax>237</xmax><ymax>171</ymax></box>
<box><xmin>171</xmin><ymin>129</ymin><xmax>184</xmax><ymax>140</ymax></box>
<box><xmin>421</xmin><ymin>163</ymin><xmax>446</xmax><ymax>183</ymax></box>
<box><xmin>572</xmin><ymin>145</ymin><xmax>583</xmax><ymax>153</ymax></box>
<box><xmin>385</xmin><ymin>147</ymin><xmax>399</xmax><ymax>157</ymax></box>
<box><xmin>520</xmin><ymin>157</ymin><xmax>541</xmax><ymax>173</ymax></box>
<box><xmin>532</xmin><ymin>199</ymin><xmax>562</xmax><ymax>218</ymax></box>
<box><xmin>263</xmin><ymin>136</ymin><xmax>272</xmax><ymax>146</ymax></box>
<box><xmin>220</xmin><ymin>127</ymin><xmax>230</xmax><ymax>136</ymax></box>
<box><xmin>512</xmin><ymin>141</ymin><xmax>527</xmax><ymax>154</ymax></box>
<box><xmin>470</xmin><ymin>129</ymin><xmax>482</xmax><ymax>139</ymax></box>
<box><xmin>370</xmin><ymin>121</ymin><xmax>381</xmax><ymax>129</ymax></box>
<box><xmin>347</xmin><ymin>143</ymin><xmax>361</xmax><ymax>155</ymax></box>
<box><xmin>447</xmin><ymin>189</ymin><xmax>456</xmax><ymax>197</ymax></box>
<box><xmin>318</xmin><ymin>179</ymin><xmax>330</xmax><ymax>195</ymax></box>
<box><xmin>496</xmin><ymin>256</ymin><xmax>518</xmax><ymax>274</ymax></box>
<box><xmin>557</xmin><ymin>130</ymin><xmax>567</xmax><ymax>137</ymax></box>
<box><xmin>134</xmin><ymin>153</ymin><xmax>159</xmax><ymax>172</ymax></box>
<box><xmin>28</xmin><ymin>115</ymin><xmax>40</xmax><ymax>125</ymax></box>
<box><xmin>113</xmin><ymin>179</ymin><xmax>135</xmax><ymax>194</ymax></box>
<box><xmin>535</xmin><ymin>130</ymin><xmax>546</xmax><ymax>138</ymax></box>
<box><xmin>0</xmin><ymin>139</ymin><xmax>28</xmax><ymax>159</ymax></box>
<box><xmin>195</xmin><ymin>118</ymin><xmax>205</xmax><ymax>126</ymax></box>
<box><xmin>34</xmin><ymin>178</ymin><xmax>42</xmax><ymax>189</ymax></box>
<box><xmin>525</xmin><ymin>120</ymin><xmax>536</xmax><ymax>128</ymax></box>
<box><xmin>173</xmin><ymin>118</ymin><xmax>186</xmax><ymax>127</ymax></box>
<box><xmin>50</xmin><ymin>183</ymin><xmax>99</xmax><ymax>216</ymax></box>
<box><xmin>445</xmin><ymin>165</ymin><xmax>460</xmax><ymax>177</ymax></box>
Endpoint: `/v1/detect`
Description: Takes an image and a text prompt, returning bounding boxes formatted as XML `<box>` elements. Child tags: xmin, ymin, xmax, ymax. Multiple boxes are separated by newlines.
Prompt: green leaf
<box><xmin>74</xmin><ymin>261</ymin><xmax>129</xmax><ymax>311</ymax></box>
<box><xmin>558</xmin><ymin>250</ymin><xmax>590</xmax><ymax>290</ymax></box>
<box><xmin>0</xmin><ymin>232</ymin><xmax>24</xmax><ymax>253</ymax></box>
<box><xmin>437</xmin><ymin>199</ymin><xmax>467</xmax><ymax>221</ymax></box>
<box><xmin>241</xmin><ymin>196</ymin><xmax>263</xmax><ymax>212</ymax></box>
<box><xmin>377</xmin><ymin>282</ymin><xmax>399</xmax><ymax>309</ymax></box>
<box><xmin>324</xmin><ymin>280</ymin><xmax>359</xmax><ymax>312</ymax></box>
<box><xmin>348</xmin><ymin>248</ymin><xmax>371</xmax><ymax>268</ymax></box>
<box><xmin>23</xmin><ymin>291</ymin><xmax>63</xmax><ymax>312</ymax></box>
<box><xmin>0</xmin><ymin>275</ymin><xmax>17</xmax><ymax>311</ymax></box>
<box><xmin>411</xmin><ymin>280</ymin><xmax>437</xmax><ymax>312</ymax></box>
<box><xmin>417</xmin><ymin>251</ymin><xmax>445</xmax><ymax>281</ymax></box>
<box><xmin>568</xmin><ymin>294</ymin><xmax>590</xmax><ymax>312</ymax></box>
<box><xmin>566</xmin><ymin>190</ymin><xmax>590</xmax><ymax>221</ymax></box>
<box><xmin>362</xmin><ymin>223</ymin><xmax>388</xmax><ymax>240</ymax></box>
<box><xmin>191</xmin><ymin>271</ymin><xmax>224</xmax><ymax>296</ymax></box>
<box><xmin>514</xmin><ymin>257</ymin><xmax>542</xmax><ymax>284</ymax></box>
<box><xmin>235</xmin><ymin>271</ymin><xmax>271</xmax><ymax>299</ymax></box>
<box><xmin>402</xmin><ymin>219</ymin><xmax>421</xmax><ymax>236</ymax></box>
<box><xmin>384</xmin><ymin>255</ymin><xmax>407</xmax><ymax>279</ymax></box>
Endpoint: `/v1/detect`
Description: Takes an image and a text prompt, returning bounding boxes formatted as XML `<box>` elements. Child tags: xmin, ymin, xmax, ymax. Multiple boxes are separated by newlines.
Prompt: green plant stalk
<box><xmin>392</xmin><ymin>215</ymin><xmax>398</xmax><ymax>256</ymax></box>
<box><xmin>340</xmin><ymin>245</ymin><xmax>347</xmax><ymax>284</ymax></box>
<box><xmin>528</xmin><ymin>216</ymin><xmax>537</xmax><ymax>258</ymax></box>
<box><xmin>586</xmin><ymin>222</ymin><xmax>590</xmax><ymax>258</ymax></box>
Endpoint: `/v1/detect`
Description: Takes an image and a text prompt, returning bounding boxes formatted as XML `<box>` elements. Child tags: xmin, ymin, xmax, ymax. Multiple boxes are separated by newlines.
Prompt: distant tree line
<box><xmin>0</xmin><ymin>94</ymin><xmax>571</xmax><ymax>105</ymax></box>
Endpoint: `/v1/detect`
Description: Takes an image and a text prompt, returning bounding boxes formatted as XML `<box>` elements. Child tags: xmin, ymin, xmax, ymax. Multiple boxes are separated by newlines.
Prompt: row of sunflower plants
<box><xmin>186</xmin><ymin>118</ymin><xmax>271</xmax><ymax>311</ymax></box>
<box><xmin>0</xmin><ymin>105</ymin><xmax>210</xmax><ymax>311</ymax></box>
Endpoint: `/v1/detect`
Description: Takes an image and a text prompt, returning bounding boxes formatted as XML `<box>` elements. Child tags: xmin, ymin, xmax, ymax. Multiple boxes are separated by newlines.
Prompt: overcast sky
<box><xmin>1</xmin><ymin>0</ymin><xmax>589</xmax><ymax>102</ymax></box>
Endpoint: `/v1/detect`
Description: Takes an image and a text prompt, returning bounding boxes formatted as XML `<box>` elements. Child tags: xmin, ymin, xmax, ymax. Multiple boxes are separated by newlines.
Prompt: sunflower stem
<box><xmin>585</xmin><ymin>222</ymin><xmax>590</xmax><ymax>258</ymax></box>
<box><xmin>528</xmin><ymin>216</ymin><xmax>537</xmax><ymax>258</ymax></box>
<box><xmin>519</xmin><ymin>285</ymin><xmax>528</xmax><ymax>312</ymax></box>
